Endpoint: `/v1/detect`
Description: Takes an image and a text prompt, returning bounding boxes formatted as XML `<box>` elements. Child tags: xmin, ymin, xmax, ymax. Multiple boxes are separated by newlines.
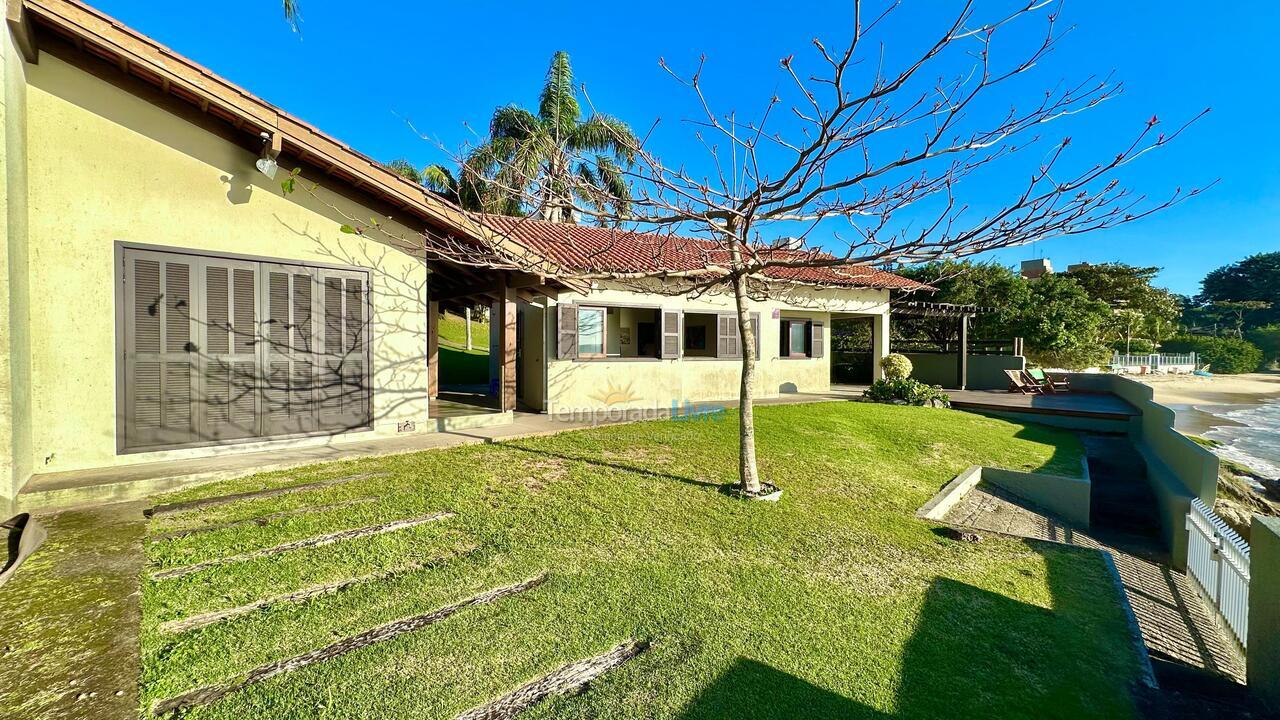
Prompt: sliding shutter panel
<box><xmin>717</xmin><ymin>315</ymin><xmax>741</xmax><ymax>358</ymax></box>
<box><xmin>661</xmin><ymin>310</ymin><xmax>682</xmax><ymax>359</ymax></box>
<box><xmin>201</xmin><ymin>259</ymin><xmax>260</xmax><ymax>440</ymax></box>
<box><xmin>123</xmin><ymin>250</ymin><xmax>197</xmax><ymax>448</ymax></box>
<box><xmin>812</xmin><ymin>321</ymin><xmax>825</xmax><ymax>359</ymax></box>
<box><xmin>263</xmin><ymin>266</ymin><xmax>320</xmax><ymax>435</ymax></box>
<box><xmin>557</xmin><ymin>304</ymin><xmax>578</xmax><ymax>359</ymax></box>
<box><xmin>318</xmin><ymin>270</ymin><xmax>371</xmax><ymax>430</ymax></box>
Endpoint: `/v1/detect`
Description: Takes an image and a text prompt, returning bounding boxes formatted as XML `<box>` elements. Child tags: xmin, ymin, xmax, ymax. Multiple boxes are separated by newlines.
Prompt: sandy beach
<box><xmin>1129</xmin><ymin>372</ymin><xmax>1280</xmax><ymax>434</ymax></box>
<box><xmin>1136</xmin><ymin>372</ymin><xmax>1280</xmax><ymax>408</ymax></box>
<box><xmin>1132</xmin><ymin>372</ymin><xmax>1280</xmax><ymax>480</ymax></box>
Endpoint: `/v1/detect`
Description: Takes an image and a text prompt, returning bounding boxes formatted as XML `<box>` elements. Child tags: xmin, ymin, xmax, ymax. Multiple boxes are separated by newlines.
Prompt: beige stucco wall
<box><xmin>546</xmin><ymin>283</ymin><xmax>888</xmax><ymax>414</ymax></box>
<box><xmin>15</xmin><ymin>50</ymin><xmax>431</xmax><ymax>478</ymax></box>
<box><xmin>1</xmin><ymin>25</ymin><xmax>32</xmax><ymax>510</ymax></box>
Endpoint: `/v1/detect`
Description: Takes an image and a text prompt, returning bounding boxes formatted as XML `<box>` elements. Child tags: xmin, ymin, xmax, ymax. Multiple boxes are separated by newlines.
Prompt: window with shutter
<box><xmin>120</xmin><ymin>247</ymin><xmax>371</xmax><ymax>452</ymax></box>
<box><xmin>557</xmin><ymin>304</ymin><xmax>578</xmax><ymax>359</ymax></box>
<box><xmin>661</xmin><ymin>310</ymin><xmax>682</xmax><ymax>358</ymax></box>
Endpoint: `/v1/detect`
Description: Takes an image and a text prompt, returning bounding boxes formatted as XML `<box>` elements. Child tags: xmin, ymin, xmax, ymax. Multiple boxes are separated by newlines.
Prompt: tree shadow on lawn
<box><xmin>500</xmin><ymin>443</ymin><xmax>731</xmax><ymax>494</ymax></box>
<box><xmin>677</xmin><ymin>541</ymin><xmax>1137</xmax><ymax>720</ymax></box>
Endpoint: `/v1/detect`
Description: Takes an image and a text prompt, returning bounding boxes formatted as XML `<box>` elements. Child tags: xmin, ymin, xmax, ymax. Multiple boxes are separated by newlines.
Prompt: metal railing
<box><xmin>1185</xmin><ymin>498</ymin><xmax>1251</xmax><ymax>648</ymax></box>
<box><xmin>1111</xmin><ymin>352</ymin><xmax>1197</xmax><ymax>369</ymax></box>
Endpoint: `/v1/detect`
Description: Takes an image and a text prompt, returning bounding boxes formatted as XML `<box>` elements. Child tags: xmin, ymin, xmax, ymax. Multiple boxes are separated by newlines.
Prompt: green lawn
<box><xmin>439</xmin><ymin>311</ymin><xmax>489</xmax><ymax>350</ymax></box>
<box><xmin>141</xmin><ymin>402</ymin><xmax>1140</xmax><ymax>719</ymax></box>
<box><xmin>438</xmin><ymin>312</ymin><xmax>490</xmax><ymax>386</ymax></box>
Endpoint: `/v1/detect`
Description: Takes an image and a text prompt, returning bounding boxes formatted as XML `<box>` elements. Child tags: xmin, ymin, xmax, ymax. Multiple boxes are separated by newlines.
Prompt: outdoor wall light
<box><xmin>257</xmin><ymin>130</ymin><xmax>283</xmax><ymax>179</ymax></box>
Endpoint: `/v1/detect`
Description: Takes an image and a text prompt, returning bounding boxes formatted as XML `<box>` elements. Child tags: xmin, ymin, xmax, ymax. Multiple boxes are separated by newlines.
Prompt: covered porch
<box><xmin>426</xmin><ymin>264</ymin><xmax>563</xmax><ymax>423</ymax></box>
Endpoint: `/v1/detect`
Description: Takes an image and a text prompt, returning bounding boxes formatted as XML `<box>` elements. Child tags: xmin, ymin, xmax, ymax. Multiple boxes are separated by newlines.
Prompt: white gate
<box><xmin>1185</xmin><ymin>498</ymin><xmax>1251</xmax><ymax>648</ymax></box>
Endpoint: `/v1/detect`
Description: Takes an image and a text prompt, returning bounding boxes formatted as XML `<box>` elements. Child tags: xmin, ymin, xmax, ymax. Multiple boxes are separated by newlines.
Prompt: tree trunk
<box><xmin>465</xmin><ymin>306</ymin><xmax>473</xmax><ymax>350</ymax></box>
<box><xmin>732</xmin><ymin>271</ymin><xmax>763</xmax><ymax>495</ymax></box>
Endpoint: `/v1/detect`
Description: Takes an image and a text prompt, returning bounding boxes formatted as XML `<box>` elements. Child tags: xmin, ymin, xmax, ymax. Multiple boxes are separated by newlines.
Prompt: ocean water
<box><xmin>1203</xmin><ymin>401</ymin><xmax>1280</xmax><ymax>480</ymax></box>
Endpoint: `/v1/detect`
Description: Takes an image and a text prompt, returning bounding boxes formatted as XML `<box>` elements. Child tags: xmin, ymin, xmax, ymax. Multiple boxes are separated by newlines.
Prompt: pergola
<box><xmin>891</xmin><ymin>301</ymin><xmax>994</xmax><ymax>391</ymax></box>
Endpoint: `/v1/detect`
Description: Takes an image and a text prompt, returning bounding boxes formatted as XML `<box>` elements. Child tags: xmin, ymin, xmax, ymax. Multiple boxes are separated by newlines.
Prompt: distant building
<box><xmin>1020</xmin><ymin>258</ymin><xmax>1054</xmax><ymax>279</ymax></box>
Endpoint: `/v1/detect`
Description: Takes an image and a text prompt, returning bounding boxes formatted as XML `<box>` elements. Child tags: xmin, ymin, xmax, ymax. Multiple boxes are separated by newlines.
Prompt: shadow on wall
<box><xmin>779</xmin><ymin>382</ymin><xmax>799</xmax><ymax>394</ymax></box>
<box><xmin>677</xmin><ymin>543</ymin><xmax>1137</xmax><ymax>719</ymax></box>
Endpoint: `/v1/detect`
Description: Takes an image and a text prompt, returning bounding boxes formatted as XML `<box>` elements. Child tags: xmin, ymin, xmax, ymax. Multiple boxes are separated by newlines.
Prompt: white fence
<box><xmin>1185</xmin><ymin>498</ymin><xmax>1251</xmax><ymax>648</ymax></box>
<box><xmin>1111</xmin><ymin>352</ymin><xmax>1198</xmax><ymax>372</ymax></box>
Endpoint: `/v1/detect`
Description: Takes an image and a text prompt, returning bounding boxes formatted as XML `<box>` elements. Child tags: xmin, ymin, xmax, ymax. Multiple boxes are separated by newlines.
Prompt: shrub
<box><xmin>881</xmin><ymin>353</ymin><xmax>913</xmax><ymax>381</ymax></box>
<box><xmin>1246</xmin><ymin>324</ymin><xmax>1280</xmax><ymax>368</ymax></box>
<box><xmin>1026</xmin><ymin>344</ymin><xmax>1112</xmax><ymax>371</ymax></box>
<box><xmin>1110</xmin><ymin>339</ymin><xmax>1156</xmax><ymax>354</ymax></box>
<box><xmin>1160</xmin><ymin>335</ymin><xmax>1264</xmax><ymax>375</ymax></box>
<box><xmin>863</xmin><ymin>378</ymin><xmax>951</xmax><ymax>406</ymax></box>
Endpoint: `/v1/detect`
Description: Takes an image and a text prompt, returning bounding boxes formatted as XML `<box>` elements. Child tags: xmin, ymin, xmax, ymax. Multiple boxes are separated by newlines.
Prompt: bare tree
<box><xmin>301</xmin><ymin>0</ymin><xmax>1207</xmax><ymax>496</ymax></box>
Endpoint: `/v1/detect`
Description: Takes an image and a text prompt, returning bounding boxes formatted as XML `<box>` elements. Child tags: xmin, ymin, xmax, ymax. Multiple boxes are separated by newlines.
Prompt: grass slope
<box><xmin>438</xmin><ymin>312</ymin><xmax>490</xmax><ymax>386</ymax></box>
<box><xmin>140</xmin><ymin>403</ymin><xmax>1138</xmax><ymax>719</ymax></box>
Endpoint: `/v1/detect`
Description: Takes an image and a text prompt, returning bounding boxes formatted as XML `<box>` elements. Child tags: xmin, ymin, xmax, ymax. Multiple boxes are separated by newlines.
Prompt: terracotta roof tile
<box><xmin>479</xmin><ymin>216</ymin><xmax>930</xmax><ymax>291</ymax></box>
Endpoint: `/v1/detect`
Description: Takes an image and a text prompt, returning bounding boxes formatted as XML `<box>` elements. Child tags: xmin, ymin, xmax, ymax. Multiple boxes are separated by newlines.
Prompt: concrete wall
<box><xmin>1070</xmin><ymin>373</ymin><xmax>1219</xmax><ymax>568</ymax></box>
<box><xmin>5</xmin><ymin>49</ymin><xmax>434</xmax><ymax>483</ymax></box>
<box><xmin>1248</xmin><ymin>514</ymin><xmax>1280</xmax><ymax>712</ymax></box>
<box><xmin>982</xmin><ymin>464</ymin><xmax>1091</xmax><ymax>527</ymax></box>
<box><xmin>904</xmin><ymin>353</ymin><xmax>1026</xmax><ymax>391</ymax></box>
<box><xmin>546</xmin><ymin>283</ymin><xmax>889</xmax><ymax>413</ymax></box>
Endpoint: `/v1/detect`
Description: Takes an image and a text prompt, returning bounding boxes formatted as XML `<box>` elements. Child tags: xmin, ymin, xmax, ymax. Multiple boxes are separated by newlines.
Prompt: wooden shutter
<box><xmin>557</xmin><ymin>304</ymin><xmax>578</xmax><ymax>359</ymax></box>
<box><xmin>123</xmin><ymin>249</ymin><xmax>197</xmax><ymax>449</ymax></box>
<box><xmin>717</xmin><ymin>314</ymin><xmax>741</xmax><ymax>358</ymax></box>
<box><xmin>317</xmin><ymin>270</ymin><xmax>371</xmax><ymax>431</ymax></box>
<box><xmin>751</xmin><ymin>312</ymin><xmax>761</xmax><ymax>360</ymax></box>
<box><xmin>661</xmin><ymin>310</ymin><xmax>682</xmax><ymax>359</ymax></box>
<box><xmin>262</xmin><ymin>266</ymin><xmax>321</xmax><ymax>435</ymax></box>
<box><xmin>779</xmin><ymin>320</ymin><xmax>791</xmax><ymax>357</ymax></box>
<box><xmin>200</xmin><ymin>259</ymin><xmax>260</xmax><ymax>440</ymax></box>
<box><xmin>812</xmin><ymin>321</ymin><xmax>825</xmax><ymax>358</ymax></box>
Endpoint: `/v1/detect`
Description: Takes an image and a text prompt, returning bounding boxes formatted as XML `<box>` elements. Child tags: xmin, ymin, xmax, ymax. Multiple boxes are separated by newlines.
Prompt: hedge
<box><xmin>1160</xmin><ymin>335</ymin><xmax>1263</xmax><ymax>374</ymax></box>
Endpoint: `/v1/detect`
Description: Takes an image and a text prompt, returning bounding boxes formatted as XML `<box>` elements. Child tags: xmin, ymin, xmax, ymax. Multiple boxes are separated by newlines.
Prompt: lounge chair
<box><xmin>1004</xmin><ymin>369</ymin><xmax>1043</xmax><ymax>394</ymax></box>
<box><xmin>1026</xmin><ymin>367</ymin><xmax>1069</xmax><ymax>392</ymax></box>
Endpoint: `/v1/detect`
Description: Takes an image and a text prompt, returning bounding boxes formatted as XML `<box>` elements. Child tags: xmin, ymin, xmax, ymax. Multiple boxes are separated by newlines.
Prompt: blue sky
<box><xmin>92</xmin><ymin>0</ymin><xmax>1277</xmax><ymax>296</ymax></box>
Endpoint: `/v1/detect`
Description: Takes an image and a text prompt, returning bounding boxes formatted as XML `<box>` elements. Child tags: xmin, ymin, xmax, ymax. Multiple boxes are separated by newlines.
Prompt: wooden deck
<box><xmin>945</xmin><ymin>389</ymin><xmax>1139</xmax><ymax>420</ymax></box>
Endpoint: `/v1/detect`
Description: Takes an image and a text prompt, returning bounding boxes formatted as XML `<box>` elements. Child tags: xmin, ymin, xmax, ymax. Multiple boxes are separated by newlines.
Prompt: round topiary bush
<box><xmin>881</xmin><ymin>353</ymin><xmax>913</xmax><ymax>381</ymax></box>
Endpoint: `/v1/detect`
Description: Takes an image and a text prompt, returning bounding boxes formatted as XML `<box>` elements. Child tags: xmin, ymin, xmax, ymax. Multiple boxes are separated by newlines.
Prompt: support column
<box><xmin>498</xmin><ymin>276</ymin><xmax>518</xmax><ymax>412</ymax></box>
<box><xmin>957</xmin><ymin>314</ymin><xmax>969</xmax><ymax>391</ymax></box>
<box><xmin>871</xmin><ymin>311</ymin><xmax>890</xmax><ymax>381</ymax></box>
<box><xmin>1249</xmin><ymin>514</ymin><xmax>1280</xmax><ymax>712</ymax></box>
<box><xmin>427</xmin><ymin>300</ymin><xmax>439</xmax><ymax>401</ymax></box>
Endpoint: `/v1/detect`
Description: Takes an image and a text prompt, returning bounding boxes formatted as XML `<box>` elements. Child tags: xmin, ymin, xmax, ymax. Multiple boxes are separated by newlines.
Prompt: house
<box><xmin>0</xmin><ymin>0</ymin><xmax>925</xmax><ymax>511</ymax></box>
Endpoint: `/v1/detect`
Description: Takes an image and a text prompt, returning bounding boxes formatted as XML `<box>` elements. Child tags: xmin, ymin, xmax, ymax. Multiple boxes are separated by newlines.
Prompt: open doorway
<box><xmin>831</xmin><ymin>316</ymin><xmax>875</xmax><ymax>385</ymax></box>
<box><xmin>436</xmin><ymin>301</ymin><xmax>501</xmax><ymax>416</ymax></box>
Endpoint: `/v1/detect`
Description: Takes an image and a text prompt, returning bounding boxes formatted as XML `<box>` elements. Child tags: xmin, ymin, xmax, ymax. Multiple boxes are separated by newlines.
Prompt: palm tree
<box><xmin>426</xmin><ymin>51</ymin><xmax>638</xmax><ymax>223</ymax></box>
<box><xmin>282</xmin><ymin>0</ymin><xmax>300</xmax><ymax>31</ymax></box>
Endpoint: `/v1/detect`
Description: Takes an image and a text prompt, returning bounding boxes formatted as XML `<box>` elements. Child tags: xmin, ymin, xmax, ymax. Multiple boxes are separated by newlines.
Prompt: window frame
<box><xmin>575</xmin><ymin>305</ymin><xmax>608</xmax><ymax>359</ymax></box>
<box><xmin>780</xmin><ymin>318</ymin><xmax>814</xmax><ymax>359</ymax></box>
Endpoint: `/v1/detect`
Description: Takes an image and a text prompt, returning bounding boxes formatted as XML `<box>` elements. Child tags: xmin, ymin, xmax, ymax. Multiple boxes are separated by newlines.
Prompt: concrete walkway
<box><xmin>17</xmin><ymin>390</ymin><xmax>863</xmax><ymax>513</ymax></box>
<box><xmin>0</xmin><ymin>503</ymin><xmax>146</xmax><ymax>720</ymax></box>
<box><xmin>945</xmin><ymin>483</ymin><xmax>1247</xmax><ymax>684</ymax></box>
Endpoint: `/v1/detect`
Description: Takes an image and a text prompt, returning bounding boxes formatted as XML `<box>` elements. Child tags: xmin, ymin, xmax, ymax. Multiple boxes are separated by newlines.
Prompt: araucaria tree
<box><xmin>352</xmin><ymin>2</ymin><xmax>1204</xmax><ymax>496</ymax></box>
<box><xmin>425</xmin><ymin>51</ymin><xmax>640</xmax><ymax>222</ymax></box>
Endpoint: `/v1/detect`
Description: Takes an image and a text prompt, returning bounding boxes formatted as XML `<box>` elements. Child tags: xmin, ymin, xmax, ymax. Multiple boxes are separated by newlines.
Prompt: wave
<box><xmin>1203</xmin><ymin>401</ymin><xmax>1280</xmax><ymax>480</ymax></box>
